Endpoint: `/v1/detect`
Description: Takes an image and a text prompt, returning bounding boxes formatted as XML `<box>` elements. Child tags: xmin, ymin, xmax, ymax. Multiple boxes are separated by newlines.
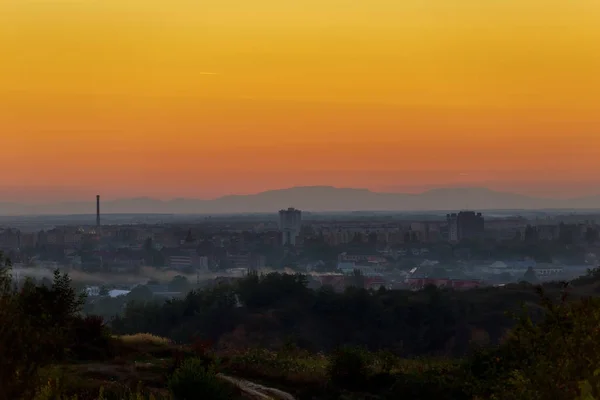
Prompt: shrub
<box><xmin>190</xmin><ymin>336</ymin><xmax>217</xmax><ymax>366</ymax></box>
<box><xmin>33</xmin><ymin>377</ymin><xmax>78</xmax><ymax>400</ymax></box>
<box><xmin>70</xmin><ymin>315</ymin><xmax>115</xmax><ymax>361</ymax></box>
<box><xmin>168</xmin><ymin>358</ymin><xmax>231</xmax><ymax>400</ymax></box>
<box><xmin>119</xmin><ymin>333</ymin><xmax>172</xmax><ymax>346</ymax></box>
<box><xmin>34</xmin><ymin>379</ymin><xmax>166</xmax><ymax>400</ymax></box>
<box><xmin>327</xmin><ymin>346</ymin><xmax>369</xmax><ymax>389</ymax></box>
<box><xmin>387</xmin><ymin>364</ymin><xmax>470</xmax><ymax>400</ymax></box>
<box><xmin>467</xmin><ymin>287</ymin><xmax>600</xmax><ymax>400</ymax></box>
<box><xmin>375</xmin><ymin>350</ymin><xmax>397</xmax><ymax>374</ymax></box>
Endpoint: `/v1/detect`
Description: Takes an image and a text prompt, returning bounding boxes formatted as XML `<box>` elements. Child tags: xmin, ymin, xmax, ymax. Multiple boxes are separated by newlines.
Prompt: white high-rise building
<box><xmin>279</xmin><ymin>208</ymin><xmax>302</xmax><ymax>246</ymax></box>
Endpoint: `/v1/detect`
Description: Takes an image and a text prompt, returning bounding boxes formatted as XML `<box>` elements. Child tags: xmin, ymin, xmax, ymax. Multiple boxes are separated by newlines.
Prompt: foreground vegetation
<box><xmin>4</xmin><ymin>250</ymin><xmax>600</xmax><ymax>399</ymax></box>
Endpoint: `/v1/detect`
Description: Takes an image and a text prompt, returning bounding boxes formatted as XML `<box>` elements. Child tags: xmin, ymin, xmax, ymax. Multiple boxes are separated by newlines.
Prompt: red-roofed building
<box><xmin>364</xmin><ymin>276</ymin><xmax>387</xmax><ymax>290</ymax></box>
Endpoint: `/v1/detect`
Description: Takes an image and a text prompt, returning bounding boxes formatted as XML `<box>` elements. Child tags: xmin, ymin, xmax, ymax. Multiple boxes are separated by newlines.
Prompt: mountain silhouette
<box><xmin>0</xmin><ymin>186</ymin><xmax>599</xmax><ymax>215</ymax></box>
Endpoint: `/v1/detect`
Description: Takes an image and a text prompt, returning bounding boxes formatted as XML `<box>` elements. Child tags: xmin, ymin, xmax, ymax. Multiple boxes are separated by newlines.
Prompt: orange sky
<box><xmin>1</xmin><ymin>0</ymin><xmax>599</xmax><ymax>201</ymax></box>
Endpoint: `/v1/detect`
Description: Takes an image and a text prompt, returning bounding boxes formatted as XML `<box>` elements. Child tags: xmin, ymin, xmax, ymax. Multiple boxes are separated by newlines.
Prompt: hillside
<box><xmin>2</xmin><ymin>186</ymin><xmax>600</xmax><ymax>215</ymax></box>
<box><xmin>5</xmin><ymin>247</ymin><xmax>600</xmax><ymax>400</ymax></box>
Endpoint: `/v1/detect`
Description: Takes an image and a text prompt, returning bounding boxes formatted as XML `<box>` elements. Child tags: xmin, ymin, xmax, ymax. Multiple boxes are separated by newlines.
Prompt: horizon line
<box><xmin>1</xmin><ymin>184</ymin><xmax>599</xmax><ymax>205</ymax></box>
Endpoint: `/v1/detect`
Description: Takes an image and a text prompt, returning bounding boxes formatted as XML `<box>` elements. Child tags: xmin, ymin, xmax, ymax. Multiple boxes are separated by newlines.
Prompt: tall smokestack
<box><xmin>96</xmin><ymin>195</ymin><xmax>100</xmax><ymax>227</ymax></box>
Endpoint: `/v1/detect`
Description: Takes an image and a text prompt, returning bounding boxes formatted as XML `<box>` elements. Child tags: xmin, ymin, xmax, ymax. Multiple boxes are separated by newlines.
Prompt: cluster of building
<box><xmin>1</xmin><ymin>197</ymin><xmax>600</xmax><ymax>292</ymax></box>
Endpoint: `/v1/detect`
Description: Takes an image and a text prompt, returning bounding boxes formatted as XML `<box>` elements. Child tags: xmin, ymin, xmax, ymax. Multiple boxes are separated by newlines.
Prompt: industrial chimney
<box><xmin>96</xmin><ymin>195</ymin><xmax>100</xmax><ymax>227</ymax></box>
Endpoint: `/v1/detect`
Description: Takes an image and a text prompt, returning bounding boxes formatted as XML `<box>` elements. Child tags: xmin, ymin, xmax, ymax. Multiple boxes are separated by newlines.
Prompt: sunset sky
<box><xmin>1</xmin><ymin>0</ymin><xmax>599</xmax><ymax>202</ymax></box>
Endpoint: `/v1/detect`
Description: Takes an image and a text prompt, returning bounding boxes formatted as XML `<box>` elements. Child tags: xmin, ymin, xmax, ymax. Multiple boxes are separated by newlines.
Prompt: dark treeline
<box><xmin>111</xmin><ymin>271</ymin><xmax>549</xmax><ymax>356</ymax></box>
<box><xmin>6</xmin><ymin>245</ymin><xmax>600</xmax><ymax>400</ymax></box>
<box><xmin>0</xmin><ymin>252</ymin><xmax>113</xmax><ymax>400</ymax></box>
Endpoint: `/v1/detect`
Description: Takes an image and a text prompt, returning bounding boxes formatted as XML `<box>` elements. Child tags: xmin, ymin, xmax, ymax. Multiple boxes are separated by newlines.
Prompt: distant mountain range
<box><xmin>1</xmin><ymin>186</ymin><xmax>599</xmax><ymax>216</ymax></box>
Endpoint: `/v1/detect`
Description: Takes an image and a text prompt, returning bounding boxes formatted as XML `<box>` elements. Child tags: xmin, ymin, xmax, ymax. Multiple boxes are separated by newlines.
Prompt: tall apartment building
<box><xmin>279</xmin><ymin>207</ymin><xmax>302</xmax><ymax>246</ymax></box>
<box><xmin>447</xmin><ymin>211</ymin><xmax>485</xmax><ymax>242</ymax></box>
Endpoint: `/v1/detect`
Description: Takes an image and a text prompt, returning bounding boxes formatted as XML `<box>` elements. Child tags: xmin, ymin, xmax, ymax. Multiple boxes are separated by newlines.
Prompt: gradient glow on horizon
<box><xmin>1</xmin><ymin>0</ymin><xmax>599</xmax><ymax>201</ymax></box>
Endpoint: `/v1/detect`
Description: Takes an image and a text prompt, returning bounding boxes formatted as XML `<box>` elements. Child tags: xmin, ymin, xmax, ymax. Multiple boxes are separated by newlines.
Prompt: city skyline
<box><xmin>2</xmin><ymin>186</ymin><xmax>600</xmax><ymax>216</ymax></box>
<box><xmin>2</xmin><ymin>1</ymin><xmax>600</xmax><ymax>394</ymax></box>
<box><xmin>2</xmin><ymin>0</ymin><xmax>599</xmax><ymax>200</ymax></box>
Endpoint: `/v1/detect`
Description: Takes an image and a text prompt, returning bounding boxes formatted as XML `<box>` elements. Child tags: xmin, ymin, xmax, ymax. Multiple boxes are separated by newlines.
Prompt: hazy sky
<box><xmin>1</xmin><ymin>0</ymin><xmax>599</xmax><ymax>201</ymax></box>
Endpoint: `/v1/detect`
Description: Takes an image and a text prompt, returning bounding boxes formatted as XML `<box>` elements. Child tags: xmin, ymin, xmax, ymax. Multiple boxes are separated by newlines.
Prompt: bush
<box><xmin>387</xmin><ymin>365</ymin><xmax>470</xmax><ymax>400</ymax></box>
<box><xmin>328</xmin><ymin>347</ymin><xmax>369</xmax><ymax>389</ymax></box>
<box><xmin>119</xmin><ymin>333</ymin><xmax>172</xmax><ymax>346</ymax></box>
<box><xmin>33</xmin><ymin>377</ymin><xmax>78</xmax><ymax>400</ymax></box>
<box><xmin>168</xmin><ymin>358</ymin><xmax>231</xmax><ymax>400</ymax></box>
<box><xmin>190</xmin><ymin>336</ymin><xmax>217</xmax><ymax>366</ymax></box>
<box><xmin>70</xmin><ymin>315</ymin><xmax>115</xmax><ymax>361</ymax></box>
<box><xmin>33</xmin><ymin>378</ymin><xmax>167</xmax><ymax>400</ymax></box>
<box><xmin>467</xmin><ymin>287</ymin><xmax>600</xmax><ymax>400</ymax></box>
<box><xmin>374</xmin><ymin>350</ymin><xmax>397</xmax><ymax>374</ymax></box>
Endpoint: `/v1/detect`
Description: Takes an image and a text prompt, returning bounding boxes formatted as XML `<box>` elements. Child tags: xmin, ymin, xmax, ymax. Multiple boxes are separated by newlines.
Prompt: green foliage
<box><xmin>221</xmin><ymin>346</ymin><xmax>469</xmax><ymax>399</ymax></box>
<box><xmin>462</xmin><ymin>285</ymin><xmax>600</xmax><ymax>400</ymax></box>
<box><xmin>328</xmin><ymin>347</ymin><xmax>370</xmax><ymax>389</ymax></box>
<box><xmin>70</xmin><ymin>315</ymin><xmax>115</xmax><ymax>360</ymax></box>
<box><xmin>349</xmin><ymin>269</ymin><xmax>365</xmax><ymax>289</ymax></box>
<box><xmin>374</xmin><ymin>350</ymin><xmax>396</xmax><ymax>375</ymax></box>
<box><xmin>225</xmin><ymin>347</ymin><xmax>327</xmax><ymax>384</ymax></box>
<box><xmin>1</xmin><ymin>265</ymin><xmax>80</xmax><ymax>398</ymax></box>
<box><xmin>129</xmin><ymin>285</ymin><xmax>156</xmax><ymax>303</ymax></box>
<box><xmin>168</xmin><ymin>276</ymin><xmax>190</xmax><ymax>293</ymax></box>
<box><xmin>575</xmin><ymin>370</ymin><xmax>600</xmax><ymax>400</ymax></box>
<box><xmin>33</xmin><ymin>378</ymin><xmax>163</xmax><ymax>400</ymax></box>
<box><xmin>387</xmin><ymin>362</ymin><xmax>470</xmax><ymax>400</ymax></box>
<box><xmin>0</xmin><ymin>252</ymin><xmax>114</xmax><ymax>400</ymax></box>
<box><xmin>33</xmin><ymin>377</ymin><xmax>79</xmax><ymax>400</ymax></box>
<box><xmin>112</xmin><ymin>272</ymin><xmax>543</xmax><ymax>357</ymax></box>
<box><xmin>168</xmin><ymin>358</ymin><xmax>231</xmax><ymax>400</ymax></box>
<box><xmin>236</xmin><ymin>271</ymin><xmax>310</xmax><ymax>309</ymax></box>
<box><xmin>104</xmin><ymin>269</ymin><xmax>600</xmax><ymax>399</ymax></box>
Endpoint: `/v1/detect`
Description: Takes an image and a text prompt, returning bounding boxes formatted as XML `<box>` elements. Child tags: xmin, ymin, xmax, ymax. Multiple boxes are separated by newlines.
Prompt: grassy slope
<box><xmin>48</xmin><ymin>334</ymin><xmax>455</xmax><ymax>399</ymax></box>
<box><xmin>51</xmin><ymin>276</ymin><xmax>600</xmax><ymax>400</ymax></box>
<box><xmin>42</xmin><ymin>334</ymin><xmax>249</xmax><ymax>400</ymax></box>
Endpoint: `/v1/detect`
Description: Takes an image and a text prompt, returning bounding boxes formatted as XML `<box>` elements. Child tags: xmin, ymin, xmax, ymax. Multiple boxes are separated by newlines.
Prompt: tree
<box><xmin>350</xmin><ymin>269</ymin><xmax>365</xmax><ymax>289</ymax></box>
<box><xmin>470</xmin><ymin>287</ymin><xmax>600</xmax><ymax>400</ymax></box>
<box><xmin>126</xmin><ymin>285</ymin><xmax>155</xmax><ymax>303</ymax></box>
<box><xmin>0</xmin><ymin>256</ymin><xmax>87</xmax><ymax>400</ymax></box>
<box><xmin>169</xmin><ymin>275</ymin><xmax>191</xmax><ymax>293</ymax></box>
<box><xmin>168</xmin><ymin>358</ymin><xmax>231</xmax><ymax>400</ymax></box>
<box><xmin>40</xmin><ymin>276</ymin><xmax>53</xmax><ymax>287</ymax></box>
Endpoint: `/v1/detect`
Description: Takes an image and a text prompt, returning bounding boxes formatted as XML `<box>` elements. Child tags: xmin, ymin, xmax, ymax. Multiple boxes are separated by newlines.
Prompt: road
<box><xmin>217</xmin><ymin>374</ymin><xmax>296</xmax><ymax>400</ymax></box>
